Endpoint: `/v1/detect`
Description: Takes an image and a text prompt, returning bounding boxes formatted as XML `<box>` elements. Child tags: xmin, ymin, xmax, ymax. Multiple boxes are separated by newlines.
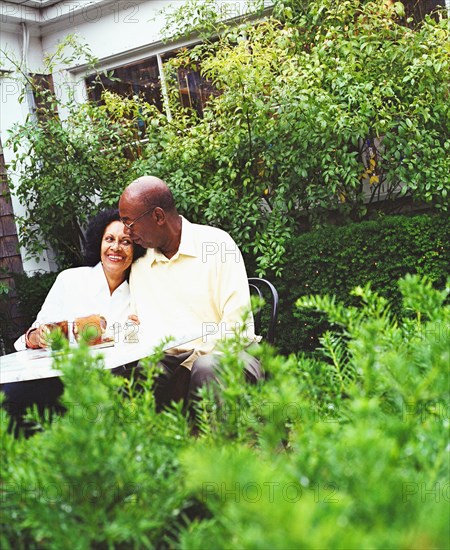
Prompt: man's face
<box><xmin>119</xmin><ymin>194</ymin><xmax>159</xmax><ymax>249</ymax></box>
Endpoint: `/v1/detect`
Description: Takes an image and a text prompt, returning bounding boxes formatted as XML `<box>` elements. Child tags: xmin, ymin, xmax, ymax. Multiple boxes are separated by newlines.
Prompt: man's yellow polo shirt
<box><xmin>130</xmin><ymin>216</ymin><xmax>257</xmax><ymax>368</ymax></box>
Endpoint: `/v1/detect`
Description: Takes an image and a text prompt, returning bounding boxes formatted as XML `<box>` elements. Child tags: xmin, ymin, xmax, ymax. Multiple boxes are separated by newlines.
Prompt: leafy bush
<box><xmin>178</xmin><ymin>274</ymin><xmax>450</xmax><ymax>549</ymax></box>
<box><xmin>4</xmin><ymin>2</ymin><xmax>449</xmax><ymax>275</ymax></box>
<box><xmin>1</xmin><ymin>275</ymin><xmax>448</xmax><ymax>548</ymax></box>
<box><xmin>12</xmin><ymin>271</ymin><xmax>58</xmax><ymax>329</ymax></box>
<box><xmin>133</xmin><ymin>0</ymin><xmax>450</xmax><ymax>274</ymax></box>
<box><xmin>0</xmin><ymin>342</ymin><xmax>194</xmax><ymax>548</ymax></box>
<box><xmin>4</xmin><ymin>37</ymin><xmax>146</xmax><ymax>268</ymax></box>
<box><xmin>273</xmin><ymin>212</ymin><xmax>450</xmax><ymax>354</ymax></box>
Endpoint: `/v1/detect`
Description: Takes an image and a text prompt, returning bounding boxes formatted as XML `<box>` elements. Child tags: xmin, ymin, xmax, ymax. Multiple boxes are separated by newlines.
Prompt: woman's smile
<box><xmin>106</xmin><ymin>254</ymin><xmax>125</xmax><ymax>262</ymax></box>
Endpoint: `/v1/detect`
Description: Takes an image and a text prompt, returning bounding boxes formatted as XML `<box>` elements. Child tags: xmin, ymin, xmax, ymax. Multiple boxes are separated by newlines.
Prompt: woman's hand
<box><xmin>26</xmin><ymin>322</ymin><xmax>68</xmax><ymax>349</ymax></box>
<box><xmin>26</xmin><ymin>325</ymin><xmax>51</xmax><ymax>349</ymax></box>
<box><xmin>124</xmin><ymin>314</ymin><xmax>140</xmax><ymax>343</ymax></box>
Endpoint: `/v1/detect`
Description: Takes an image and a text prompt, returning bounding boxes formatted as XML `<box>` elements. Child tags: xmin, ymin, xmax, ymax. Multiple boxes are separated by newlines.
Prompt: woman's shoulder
<box><xmin>54</xmin><ymin>265</ymin><xmax>95</xmax><ymax>283</ymax></box>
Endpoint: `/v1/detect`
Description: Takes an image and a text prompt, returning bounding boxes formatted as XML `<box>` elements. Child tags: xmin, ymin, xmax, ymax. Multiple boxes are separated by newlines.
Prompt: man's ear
<box><xmin>154</xmin><ymin>207</ymin><xmax>165</xmax><ymax>224</ymax></box>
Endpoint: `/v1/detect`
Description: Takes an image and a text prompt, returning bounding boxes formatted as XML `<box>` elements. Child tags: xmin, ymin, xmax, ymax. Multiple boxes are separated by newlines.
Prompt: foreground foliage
<box><xmin>1</xmin><ymin>275</ymin><xmax>448</xmax><ymax>548</ymax></box>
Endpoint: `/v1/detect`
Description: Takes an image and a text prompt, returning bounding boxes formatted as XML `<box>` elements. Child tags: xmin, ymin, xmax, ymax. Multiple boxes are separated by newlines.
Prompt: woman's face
<box><xmin>100</xmin><ymin>221</ymin><xmax>134</xmax><ymax>278</ymax></box>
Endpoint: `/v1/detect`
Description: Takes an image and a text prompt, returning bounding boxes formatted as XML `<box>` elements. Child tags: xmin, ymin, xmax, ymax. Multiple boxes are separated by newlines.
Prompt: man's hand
<box><xmin>127</xmin><ymin>314</ymin><xmax>140</xmax><ymax>324</ymax></box>
<box><xmin>73</xmin><ymin>314</ymin><xmax>107</xmax><ymax>345</ymax></box>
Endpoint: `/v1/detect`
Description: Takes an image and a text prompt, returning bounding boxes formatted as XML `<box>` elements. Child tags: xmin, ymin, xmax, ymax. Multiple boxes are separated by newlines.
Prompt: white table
<box><xmin>0</xmin><ymin>334</ymin><xmax>198</xmax><ymax>384</ymax></box>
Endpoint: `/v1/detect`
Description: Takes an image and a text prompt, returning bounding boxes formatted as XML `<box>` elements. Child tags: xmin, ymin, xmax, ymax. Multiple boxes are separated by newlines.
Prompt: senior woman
<box><xmin>3</xmin><ymin>208</ymin><xmax>145</xmax><ymax>436</ymax></box>
<box><xmin>16</xmin><ymin>208</ymin><xmax>145</xmax><ymax>350</ymax></box>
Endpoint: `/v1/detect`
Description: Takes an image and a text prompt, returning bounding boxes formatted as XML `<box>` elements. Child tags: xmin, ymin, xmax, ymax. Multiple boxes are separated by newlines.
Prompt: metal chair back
<box><xmin>248</xmin><ymin>277</ymin><xmax>279</xmax><ymax>344</ymax></box>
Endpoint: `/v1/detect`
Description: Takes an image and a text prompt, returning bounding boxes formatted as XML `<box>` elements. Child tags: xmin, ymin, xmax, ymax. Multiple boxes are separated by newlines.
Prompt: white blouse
<box><xmin>14</xmin><ymin>263</ymin><xmax>132</xmax><ymax>350</ymax></box>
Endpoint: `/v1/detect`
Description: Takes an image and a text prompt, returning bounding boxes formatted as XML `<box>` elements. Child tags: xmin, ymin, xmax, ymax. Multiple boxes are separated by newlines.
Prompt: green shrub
<box><xmin>273</xmin><ymin>212</ymin><xmax>450</xmax><ymax>354</ymax></box>
<box><xmin>134</xmin><ymin>0</ymin><xmax>450</xmax><ymax>275</ymax></box>
<box><xmin>179</xmin><ymin>274</ymin><xmax>450</xmax><ymax>548</ymax></box>
<box><xmin>5</xmin><ymin>1</ymin><xmax>449</xmax><ymax>275</ymax></box>
<box><xmin>0</xmin><ymin>342</ymin><xmax>194</xmax><ymax>548</ymax></box>
<box><xmin>5</xmin><ymin>38</ymin><xmax>144</xmax><ymax>268</ymax></box>
<box><xmin>1</xmin><ymin>275</ymin><xmax>448</xmax><ymax>548</ymax></box>
<box><xmin>12</xmin><ymin>271</ymin><xmax>59</xmax><ymax>329</ymax></box>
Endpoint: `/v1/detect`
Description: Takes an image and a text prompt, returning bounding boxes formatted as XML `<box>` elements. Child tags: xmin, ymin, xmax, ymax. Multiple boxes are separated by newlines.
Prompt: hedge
<box><xmin>272</xmin><ymin>212</ymin><xmax>449</xmax><ymax>354</ymax></box>
<box><xmin>11</xmin><ymin>270</ymin><xmax>58</xmax><ymax>331</ymax></box>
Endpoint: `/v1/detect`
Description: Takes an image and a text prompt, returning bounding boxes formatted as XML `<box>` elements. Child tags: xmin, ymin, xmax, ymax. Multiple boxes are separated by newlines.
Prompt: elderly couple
<box><xmin>4</xmin><ymin>176</ymin><xmax>262</xmax><ymax>433</ymax></box>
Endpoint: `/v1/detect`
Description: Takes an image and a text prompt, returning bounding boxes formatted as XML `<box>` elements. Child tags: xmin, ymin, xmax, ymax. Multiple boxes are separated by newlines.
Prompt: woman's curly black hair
<box><xmin>83</xmin><ymin>208</ymin><xmax>146</xmax><ymax>267</ymax></box>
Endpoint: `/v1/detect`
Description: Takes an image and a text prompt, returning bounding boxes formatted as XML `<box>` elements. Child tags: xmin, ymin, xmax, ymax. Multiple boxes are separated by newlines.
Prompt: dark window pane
<box><xmin>403</xmin><ymin>0</ymin><xmax>447</xmax><ymax>24</ymax></box>
<box><xmin>86</xmin><ymin>56</ymin><xmax>163</xmax><ymax>111</ymax></box>
<box><xmin>176</xmin><ymin>66</ymin><xmax>220</xmax><ymax>116</ymax></box>
<box><xmin>31</xmin><ymin>73</ymin><xmax>58</xmax><ymax>120</ymax></box>
<box><xmin>163</xmin><ymin>50</ymin><xmax>220</xmax><ymax>117</ymax></box>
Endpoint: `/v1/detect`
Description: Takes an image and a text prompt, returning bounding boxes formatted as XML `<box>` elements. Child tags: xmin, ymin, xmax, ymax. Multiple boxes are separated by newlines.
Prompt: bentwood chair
<box><xmin>248</xmin><ymin>277</ymin><xmax>279</xmax><ymax>344</ymax></box>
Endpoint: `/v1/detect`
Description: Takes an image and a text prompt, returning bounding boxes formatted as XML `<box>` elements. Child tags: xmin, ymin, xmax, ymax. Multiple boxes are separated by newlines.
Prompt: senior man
<box><xmin>118</xmin><ymin>176</ymin><xmax>262</xmax><ymax>409</ymax></box>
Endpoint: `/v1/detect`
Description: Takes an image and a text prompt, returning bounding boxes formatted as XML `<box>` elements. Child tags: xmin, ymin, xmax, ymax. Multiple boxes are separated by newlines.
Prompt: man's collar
<box><xmin>177</xmin><ymin>216</ymin><xmax>198</xmax><ymax>258</ymax></box>
<box><xmin>149</xmin><ymin>216</ymin><xmax>198</xmax><ymax>265</ymax></box>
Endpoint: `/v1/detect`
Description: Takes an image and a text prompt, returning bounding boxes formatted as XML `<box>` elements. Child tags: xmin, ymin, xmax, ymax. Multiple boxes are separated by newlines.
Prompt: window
<box><xmin>85</xmin><ymin>56</ymin><xmax>163</xmax><ymax>111</ymax></box>
<box><xmin>31</xmin><ymin>73</ymin><xmax>58</xmax><ymax>120</ymax></box>
<box><xmin>162</xmin><ymin>51</ymin><xmax>220</xmax><ymax>117</ymax></box>
<box><xmin>403</xmin><ymin>0</ymin><xmax>447</xmax><ymax>24</ymax></box>
<box><xmin>85</xmin><ymin>49</ymin><xmax>220</xmax><ymax>120</ymax></box>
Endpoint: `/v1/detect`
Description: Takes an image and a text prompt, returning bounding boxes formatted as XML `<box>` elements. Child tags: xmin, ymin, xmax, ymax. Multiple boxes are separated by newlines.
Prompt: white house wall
<box><xmin>0</xmin><ymin>26</ymin><xmax>55</xmax><ymax>272</ymax></box>
<box><xmin>41</xmin><ymin>1</ymin><xmax>176</xmax><ymax>66</ymax></box>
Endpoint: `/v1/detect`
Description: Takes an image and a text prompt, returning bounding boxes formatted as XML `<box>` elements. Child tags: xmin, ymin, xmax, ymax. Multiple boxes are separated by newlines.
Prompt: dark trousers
<box><xmin>1</xmin><ymin>349</ymin><xmax>263</xmax><ymax>435</ymax></box>
<box><xmin>153</xmin><ymin>349</ymin><xmax>264</xmax><ymax>411</ymax></box>
<box><xmin>1</xmin><ymin>377</ymin><xmax>65</xmax><ymax>438</ymax></box>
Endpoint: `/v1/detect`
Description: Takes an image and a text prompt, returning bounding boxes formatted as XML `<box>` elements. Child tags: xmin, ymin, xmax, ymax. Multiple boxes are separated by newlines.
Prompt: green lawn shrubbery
<box><xmin>1</xmin><ymin>275</ymin><xmax>448</xmax><ymax>548</ymax></box>
<box><xmin>272</xmin><ymin>212</ymin><xmax>449</xmax><ymax>354</ymax></box>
